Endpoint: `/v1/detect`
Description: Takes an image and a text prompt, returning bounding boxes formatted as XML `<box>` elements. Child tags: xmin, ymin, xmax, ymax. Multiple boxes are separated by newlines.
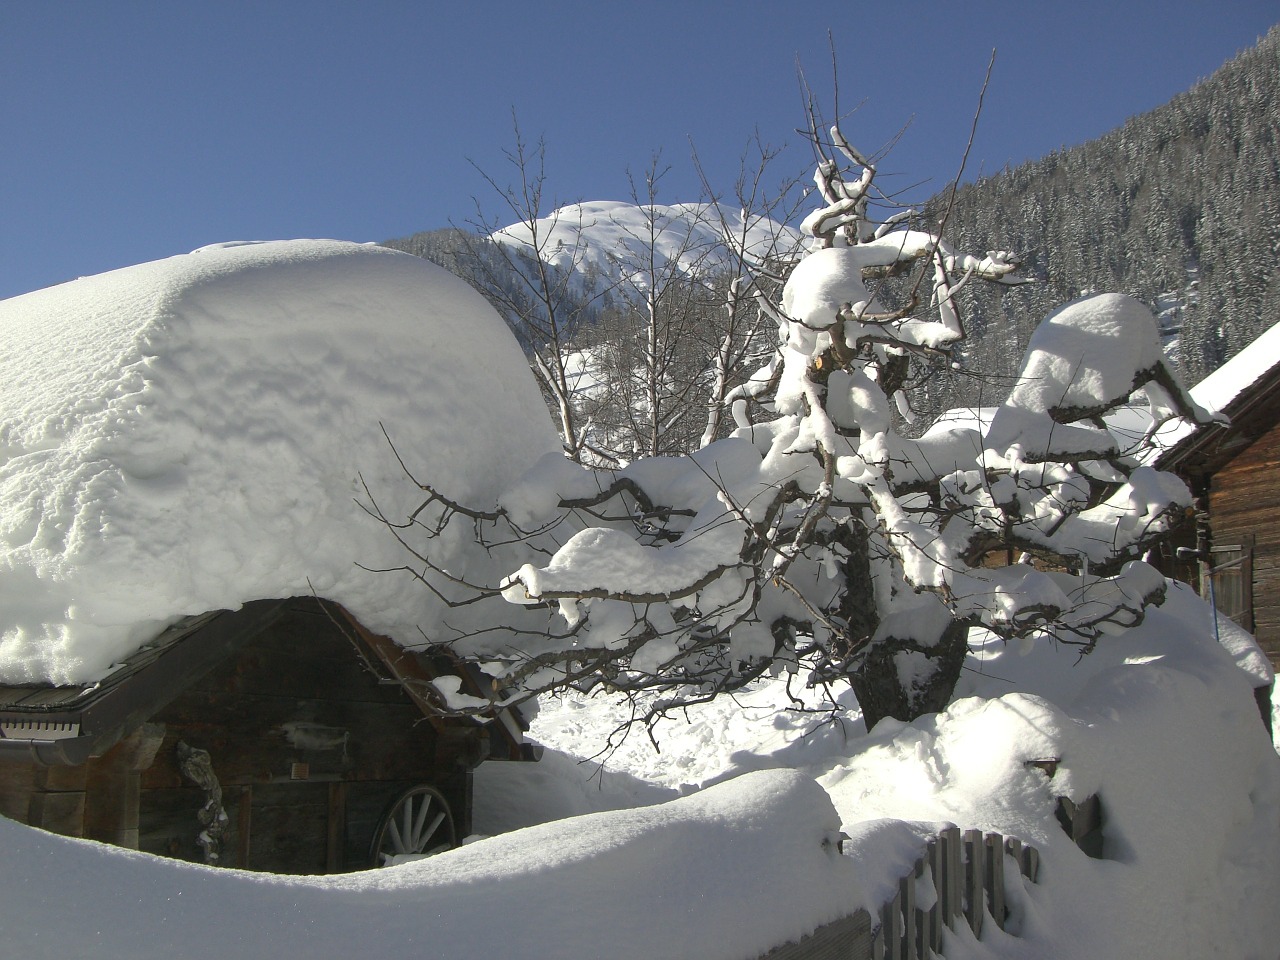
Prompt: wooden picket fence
<box><xmin>870</xmin><ymin>827</ymin><xmax>1039</xmax><ymax>959</ymax></box>
<box><xmin>759</xmin><ymin>827</ymin><xmax>1040</xmax><ymax>960</ymax></box>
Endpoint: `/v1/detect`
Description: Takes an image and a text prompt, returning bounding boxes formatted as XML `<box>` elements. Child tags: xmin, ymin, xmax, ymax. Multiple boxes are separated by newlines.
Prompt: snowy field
<box><xmin>0</xmin><ymin>240</ymin><xmax>1277</xmax><ymax>959</ymax></box>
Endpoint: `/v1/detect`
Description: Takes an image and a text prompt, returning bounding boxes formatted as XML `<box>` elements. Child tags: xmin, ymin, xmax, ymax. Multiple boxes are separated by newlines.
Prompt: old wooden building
<box><xmin>0</xmin><ymin>597</ymin><xmax>534</xmax><ymax>873</ymax></box>
<box><xmin>1154</xmin><ymin>321</ymin><xmax>1280</xmax><ymax>676</ymax></box>
<box><xmin>0</xmin><ymin>242</ymin><xmax>565</xmax><ymax>875</ymax></box>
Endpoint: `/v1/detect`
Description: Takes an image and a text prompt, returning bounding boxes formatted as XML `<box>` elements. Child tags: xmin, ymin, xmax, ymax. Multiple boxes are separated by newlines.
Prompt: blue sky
<box><xmin>1</xmin><ymin>1</ymin><xmax>1276</xmax><ymax>301</ymax></box>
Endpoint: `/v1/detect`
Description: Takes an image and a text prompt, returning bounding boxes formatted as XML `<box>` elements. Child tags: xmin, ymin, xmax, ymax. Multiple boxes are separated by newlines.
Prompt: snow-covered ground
<box><xmin>486</xmin><ymin>582</ymin><xmax>1280</xmax><ymax>960</ymax></box>
<box><xmin>2</xmin><ymin>583</ymin><xmax>1275</xmax><ymax>959</ymax></box>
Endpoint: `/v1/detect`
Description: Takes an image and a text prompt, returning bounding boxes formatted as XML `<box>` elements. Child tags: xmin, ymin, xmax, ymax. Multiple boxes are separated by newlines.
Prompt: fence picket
<box><xmin>943</xmin><ymin>827</ymin><xmax>963</xmax><ymax>927</ymax></box>
<box><xmin>900</xmin><ymin>866</ymin><xmax>917</xmax><ymax>959</ymax></box>
<box><xmin>932</xmin><ymin>839</ymin><xmax>945</xmax><ymax>954</ymax></box>
<box><xmin>1021</xmin><ymin>844</ymin><xmax>1039</xmax><ymax>883</ymax></box>
<box><xmin>754</xmin><ymin>828</ymin><xmax>1040</xmax><ymax>960</ymax></box>
<box><xmin>984</xmin><ymin>834</ymin><xmax>1005</xmax><ymax>927</ymax></box>
<box><xmin>962</xmin><ymin>829</ymin><xmax>984</xmax><ymax>938</ymax></box>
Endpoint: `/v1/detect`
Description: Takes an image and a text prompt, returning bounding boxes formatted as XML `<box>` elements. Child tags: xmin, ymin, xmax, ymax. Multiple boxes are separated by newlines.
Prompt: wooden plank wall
<box><xmin>137</xmin><ymin>604</ymin><xmax>473</xmax><ymax>873</ymax></box>
<box><xmin>1209</xmin><ymin>416</ymin><xmax>1280</xmax><ymax>672</ymax></box>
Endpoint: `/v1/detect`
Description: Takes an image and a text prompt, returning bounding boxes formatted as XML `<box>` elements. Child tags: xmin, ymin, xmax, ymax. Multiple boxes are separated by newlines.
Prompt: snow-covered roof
<box><xmin>1109</xmin><ymin>316</ymin><xmax>1280</xmax><ymax>463</ymax></box>
<box><xmin>0</xmin><ymin>240</ymin><xmax>560</xmax><ymax>686</ymax></box>
<box><xmin>1192</xmin><ymin>318</ymin><xmax>1280</xmax><ymax>413</ymax></box>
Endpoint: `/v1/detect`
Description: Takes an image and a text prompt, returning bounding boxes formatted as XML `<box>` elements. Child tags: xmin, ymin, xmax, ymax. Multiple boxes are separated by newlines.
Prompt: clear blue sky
<box><xmin>2</xmin><ymin>1</ymin><xmax>1276</xmax><ymax>301</ymax></box>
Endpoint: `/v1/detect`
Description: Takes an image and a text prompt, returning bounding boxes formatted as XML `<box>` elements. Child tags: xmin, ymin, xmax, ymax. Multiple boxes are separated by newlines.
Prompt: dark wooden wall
<box><xmin>134</xmin><ymin>602</ymin><xmax>477</xmax><ymax>873</ymax></box>
<box><xmin>1209</xmin><ymin>416</ymin><xmax>1280</xmax><ymax>672</ymax></box>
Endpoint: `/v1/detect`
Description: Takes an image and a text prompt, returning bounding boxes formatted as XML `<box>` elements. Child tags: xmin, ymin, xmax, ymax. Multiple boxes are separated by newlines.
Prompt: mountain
<box><xmin>384</xmin><ymin>202</ymin><xmax>799</xmax><ymax>335</ymax></box>
<box><xmin>490</xmin><ymin>200</ymin><xmax>800</xmax><ymax>292</ymax></box>
<box><xmin>922</xmin><ymin>24</ymin><xmax>1280</xmax><ymax>405</ymax></box>
<box><xmin>387</xmin><ymin>26</ymin><xmax>1279</xmax><ymax>425</ymax></box>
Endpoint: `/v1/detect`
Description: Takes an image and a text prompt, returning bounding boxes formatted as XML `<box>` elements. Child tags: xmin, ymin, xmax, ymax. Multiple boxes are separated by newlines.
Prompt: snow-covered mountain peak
<box><xmin>491</xmin><ymin>200</ymin><xmax>801</xmax><ymax>288</ymax></box>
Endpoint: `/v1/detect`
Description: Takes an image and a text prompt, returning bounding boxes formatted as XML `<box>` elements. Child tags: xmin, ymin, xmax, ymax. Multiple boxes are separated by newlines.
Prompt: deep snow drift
<box><xmin>506</xmin><ymin>584</ymin><xmax>1280</xmax><ymax>960</ymax></box>
<box><xmin>2</xmin><ymin>583</ymin><xmax>1275</xmax><ymax>960</ymax></box>
<box><xmin>0</xmin><ymin>240</ymin><xmax>561</xmax><ymax>685</ymax></box>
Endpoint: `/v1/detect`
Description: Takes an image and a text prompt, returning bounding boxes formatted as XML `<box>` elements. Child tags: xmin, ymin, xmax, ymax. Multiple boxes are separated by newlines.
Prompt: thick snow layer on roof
<box><xmin>1108</xmin><ymin>316</ymin><xmax>1280</xmax><ymax>462</ymax></box>
<box><xmin>0</xmin><ymin>240</ymin><xmax>560</xmax><ymax>685</ymax></box>
<box><xmin>1192</xmin><ymin>316</ymin><xmax>1280</xmax><ymax>412</ymax></box>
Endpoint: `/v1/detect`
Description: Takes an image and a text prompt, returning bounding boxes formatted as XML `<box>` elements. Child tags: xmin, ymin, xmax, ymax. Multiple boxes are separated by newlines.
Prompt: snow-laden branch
<box><xmin>381</xmin><ymin>109</ymin><xmax>1213</xmax><ymax>733</ymax></box>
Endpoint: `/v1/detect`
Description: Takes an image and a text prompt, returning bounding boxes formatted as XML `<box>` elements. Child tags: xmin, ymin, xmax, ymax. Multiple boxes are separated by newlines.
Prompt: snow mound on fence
<box><xmin>0</xmin><ymin>240</ymin><xmax>561</xmax><ymax>685</ymax></box>
<box><xmin>0</xmin><ymin>768</ymin><xmax>855</xmax><ymax>960</ymax></box>
<box><xmin>519</xmin><ymin>581</ymin><xmax>1280</xmax><ymax>959</ymax></box>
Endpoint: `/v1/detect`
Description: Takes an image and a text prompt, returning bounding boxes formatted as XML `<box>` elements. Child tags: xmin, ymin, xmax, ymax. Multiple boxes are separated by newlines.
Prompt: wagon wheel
<box><xmin>370</xmin><ymin>784</ymin><xmax>457</xmax><ymax>867</ymax></box>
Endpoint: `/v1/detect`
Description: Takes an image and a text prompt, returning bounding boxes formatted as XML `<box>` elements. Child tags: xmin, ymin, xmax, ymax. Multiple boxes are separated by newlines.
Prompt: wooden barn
<box><xmin>0</xmin><ymin>241</ymin><xmax>565</xmax><ymax>875</ymax></box>
<box><xmin>1151</xmin><ymin>320</ymin><xmax>1280</xmax><ymax>678</ymax></box>
<box><xmin>0</xmin><ymin>596</ymin><xmax>534</xmax><ymax>873</ymax></box>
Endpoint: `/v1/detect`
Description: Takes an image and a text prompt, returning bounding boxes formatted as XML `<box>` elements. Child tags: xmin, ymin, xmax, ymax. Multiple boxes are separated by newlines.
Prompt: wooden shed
<box><xmin>0</xmin><ymin>241</ymin><xmax>566</xmax><ymax>875</ymax></box>
<box><xmin>1153</xmin><ymin>321</ymin><xmax>1280</xmax><ymax>677</ymax></box>
<box><xmin>0</xmin><ymin>596</ymin><xmax>534</xmax><ymax>874</ymax></box>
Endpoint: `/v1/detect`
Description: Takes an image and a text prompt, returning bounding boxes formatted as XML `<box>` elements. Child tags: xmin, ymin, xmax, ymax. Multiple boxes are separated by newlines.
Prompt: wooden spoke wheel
<box><xmin>370</xmin><ymin>784</ymin><xmax>456</xmax><ymax>867</ymax></box>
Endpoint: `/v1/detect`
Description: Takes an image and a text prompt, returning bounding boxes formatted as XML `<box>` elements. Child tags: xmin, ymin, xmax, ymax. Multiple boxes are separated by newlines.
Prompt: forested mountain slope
<box><xmin>927</xmin><ymin>24</ymin><xmax>1279</xmax><ymax>409</ymax></box>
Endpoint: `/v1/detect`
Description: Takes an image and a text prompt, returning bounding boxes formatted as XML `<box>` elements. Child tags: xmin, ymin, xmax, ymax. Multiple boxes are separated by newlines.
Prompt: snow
<box><xmin>985</xmin><ymin>293</ymin><xmax>1179</xmax><ymax>463</ymax></box>
<box><xmin>0</xmin><ymin>768</ymin><xmax>857</xmax><ymax>960</ymax></box>
<box><xmin>0</xmin><ymin>240</ymin><xmax>561</xmax><ymax>685</ymax></box>
<box><xmin>492</xmin><ymin>200</ymin><xmax>800</xmax><ymax>291</ymax></box>
<box><xmin>509</xmin><ymin>583</ymin><xmax>1280</xmax><ymax>960</ymax></box>
<box><xmin>1</xmin><ymin>238</ymin><xmax>1277</xmax><ymax>959</ymax></box>
<box><xmin>5</xmin><ymin>584</ymin><xmax>1274</xmax><ymax>958</ymax></box>
<box><xmin>1191</xmin><ymin>316</ymin><xmax>1280</xmax><ymax>413</ymax></box>
<box><xmin>1107</xmin><ymin>314</ymin><xmax>1280</xmax><ymax>463</ymax></box>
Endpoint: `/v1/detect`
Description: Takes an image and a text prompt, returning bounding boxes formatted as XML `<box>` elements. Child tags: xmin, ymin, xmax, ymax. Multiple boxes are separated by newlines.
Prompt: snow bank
<box><xmin>523</xmin><ymin>583</ymin><xmax>1280</xmax><ymax>959</ymax></box>
<box><xmin>0</xmin><ymin>768</ymin><xmax>855</xmax><ymax>960</ymax></box>
<box><xmin>0</xmin><ymin>240</ymin><xmax>561</xmax><ymax>684</ymax></box>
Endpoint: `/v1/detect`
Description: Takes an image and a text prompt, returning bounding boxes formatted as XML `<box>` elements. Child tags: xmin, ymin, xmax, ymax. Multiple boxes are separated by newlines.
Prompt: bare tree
<box><xmin>569</xmin><ymin>157</ymin><xmax>720</xmax><ymax>460</ymax></box>
<box><xmin>690</xmin><ymin>135</ymin><xmax>809</xmax><ymax>449</ymax></box>
<box><xmin>385</xmin><ymin>101</ymin><xmax>1216</xmax><ymax>736</ymax></box>
<box><xmin>556</xmin><ymin>146</ymin><xmax>806</xmax><ymax>462</ymax></box>
<box><xmin>460</xmin><ymin>116</ymin><xmax>618</xmax><ymax>463</ymax></box>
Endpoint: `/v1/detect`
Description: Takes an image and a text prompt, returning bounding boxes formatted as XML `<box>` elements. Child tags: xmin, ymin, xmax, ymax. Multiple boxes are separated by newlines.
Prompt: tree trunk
<box><xmin>848</xmin><ymin>620</ymin><xmax>968</xmax><ymax>731</ymax></box>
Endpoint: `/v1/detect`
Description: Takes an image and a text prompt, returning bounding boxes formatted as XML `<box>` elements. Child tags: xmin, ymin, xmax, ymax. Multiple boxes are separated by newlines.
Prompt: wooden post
<box><xmin>326</xmin><ymin>781</ymin><xmax>347</xmax><ymax>873</ymax></box>
<box><xmin>84</xmin><ymin>723</ymin><xmax>165</xmax><ymax>849</ymax></box>
<box><xmin>926</xmin><ymin>839</ymin><xmax>944</xmax><ymax>954</ymax></box>
<box><xmin>885</xmin><ymin>887</ymin><xmax>904</xmax><ymax>960</ymax></box>
<box><xmin>1004</xmin><ymin>836</ymin><xmax>1021</xmax><ymax>867</ymax></box>
<box><xmin>940</xmin><ymin>826</ymin><xmax>962</xmax><ymax>928</ymax></box>
<box><xmin>1021</xmin><ymin>845</ymin><xmax>1039</xmax><ymax>883</ymax></box>
<box><xmin>911</xmin><ymin>856</ymin><xmax>932</xmax><ymax>959</ymax></box>
<box><xmin>963</xmin><ymin>828</ymin><xmax>985</xmax><ymax>938</ymax></box>
<box><xmin>899</xmin><ymin>863</ymin><xmax>917</xmax><ymax>960</ymax></box>
<box><xmin>985</xmin><ymin>833</ymin><xmax>1006</xmax><ymax>930</ymax></box>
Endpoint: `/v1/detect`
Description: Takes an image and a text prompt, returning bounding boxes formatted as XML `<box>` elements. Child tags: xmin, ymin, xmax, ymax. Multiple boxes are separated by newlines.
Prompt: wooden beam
<box><xmin>326</xmin><ymin>782</ymin><xmax>347</xmax><ymax>873</ymax></box>
<box><xmin>330</xmin><ymin>606</ymin><xmax>450</xmax><ymax>732</ymax></box>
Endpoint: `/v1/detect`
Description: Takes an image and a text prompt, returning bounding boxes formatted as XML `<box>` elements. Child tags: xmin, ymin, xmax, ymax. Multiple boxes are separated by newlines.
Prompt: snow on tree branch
<box><xmin>386</xmin><ymin>109</ymin><xmax>1217</xmax><ymax>733</ymax></box>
